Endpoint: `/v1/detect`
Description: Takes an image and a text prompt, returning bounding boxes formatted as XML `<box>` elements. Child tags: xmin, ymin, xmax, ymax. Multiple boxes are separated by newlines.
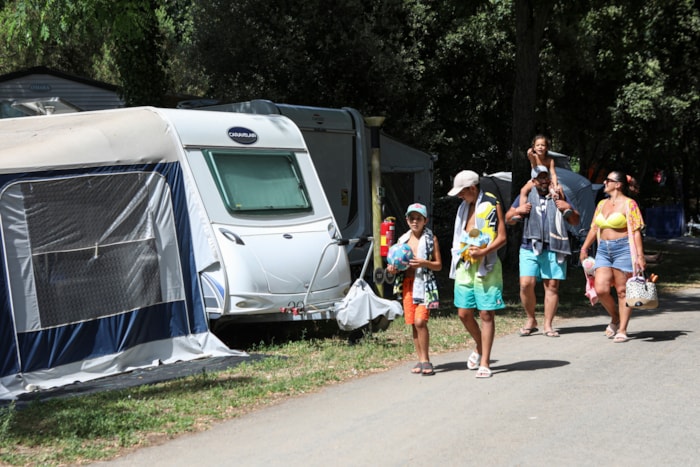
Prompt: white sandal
<box><xmin>467</xmin><ymin>351</ymin><xmax>481</xmax><ymax>370</ymax></box>
<box><xmin>605</xmin><ymin>323</ymin><xmax>619</xmax><ymax>338</ymax></box>
<box><xmin>476</xmin><ymin>366</ymin><xmax>492</xmax><ymax>378</ymax></box>
<box><xmin>613</xmin><ymin>332</ymin><xmax>630</xmax><ymax>343</ymax></box>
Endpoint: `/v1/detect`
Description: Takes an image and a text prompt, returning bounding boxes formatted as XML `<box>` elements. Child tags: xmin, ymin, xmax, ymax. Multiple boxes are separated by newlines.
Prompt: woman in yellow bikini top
<box><xmin>578</xmin><ymin>171</ymin><xmax>646</xmax><ymax>344</ymax></box>
<box><xmin>594</xmin><ymin>210</ymin><xmax>628</xmax><ymax>230</ymax></box>
<box><xmin>591</xmin><ymin>186</ymin><xmax>644</xmax><ymax>241</ymax></box>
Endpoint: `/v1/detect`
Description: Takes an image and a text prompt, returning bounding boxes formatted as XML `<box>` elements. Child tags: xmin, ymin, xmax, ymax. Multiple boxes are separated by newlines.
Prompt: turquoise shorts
<box><xmin>453</xmin><ymin>259</ymin><xmax>505</xmax><ymax>311</ymax></box>
<box><xmin>519</xmin><ymin>248</ymin><xmax>567</xmax><ymax>280</ymax></box>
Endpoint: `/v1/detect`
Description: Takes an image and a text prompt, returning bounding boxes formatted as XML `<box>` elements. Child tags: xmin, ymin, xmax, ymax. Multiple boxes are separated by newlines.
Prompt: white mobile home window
<box><xmin>203</xmin><ymin>149</ymin><xmax>312</xmax><ymax>214</ymax></box>
<box><xmin>0</xmin><ymin>172</ymin><xmax>185</xmax><ymax>332</ymax></box>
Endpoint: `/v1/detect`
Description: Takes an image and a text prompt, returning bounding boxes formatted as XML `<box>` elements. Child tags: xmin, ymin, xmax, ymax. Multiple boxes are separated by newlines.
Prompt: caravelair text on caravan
<box><xmin>0</xmin><ymin>107</ymin><xmax>352</xmax><ymax>331</ymax></box>
<box><xmin>195</xmin><ymin>100</ymin><xmax>436</xmax><ymax>272</ymax></box>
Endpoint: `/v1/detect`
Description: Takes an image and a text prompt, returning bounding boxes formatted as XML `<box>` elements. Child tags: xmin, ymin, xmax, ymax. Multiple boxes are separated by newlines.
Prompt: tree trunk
<box><xmin>506</xmin><ymin>0</ymin><xmax>555</xmax><ymax>270</ymax></box>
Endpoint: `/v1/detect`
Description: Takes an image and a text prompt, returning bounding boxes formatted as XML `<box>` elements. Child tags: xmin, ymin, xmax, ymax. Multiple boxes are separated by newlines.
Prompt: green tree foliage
<box><xmin>0</xmin><ymin>0</ymin><xmax>170</xmax><ymax>105</ymax></box>
<box><xmin>186</xmin><ymin>1</ymin><xmax>434</xmax><ymax>137</ymax></box>
<box><xmin>185</xmin><ymin>1</ymin><xmax>520</xmax><ymax>188</ymax></box>
<box><xmin>539</xmin><ymin>0</ymin><xmax>699</xmax><ymax>212</ymax></box>
<box><xmin>427</xmin><ymin>0</ymin><xmax>515</xmax><ymax>183</ymax></box>
<box><xmin>0</xmin><ymin>0</ymin><xmax>105</xmax><ymax>75</ymax></box>
<box><xmin>1</xmin><ymin>0</ymin><xmax>698</xmax><ymax>214</ymax></box>
<box><xmin>511</xmin><ymin>0</ymin><xmax>556</xmax><ymax>196</ymax></box>
<box><xmin>111</xmin><ymin>0</ymin><xmax>171</xmax><ymax>106</ymax></box>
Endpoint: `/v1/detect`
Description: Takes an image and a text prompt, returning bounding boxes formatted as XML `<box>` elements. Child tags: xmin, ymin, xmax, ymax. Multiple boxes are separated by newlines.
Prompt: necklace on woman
<box><xmin>610</xmin><ymin>196</ymin><xmax>620</xmax><ymax>206</ymax></box>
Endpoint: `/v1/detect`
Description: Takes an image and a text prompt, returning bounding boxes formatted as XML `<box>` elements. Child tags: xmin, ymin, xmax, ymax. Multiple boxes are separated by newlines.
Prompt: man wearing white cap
<box><xmin>448</xmin><ymin>170</ymin><xmax>507</xmax><ymax>379</ymax></box>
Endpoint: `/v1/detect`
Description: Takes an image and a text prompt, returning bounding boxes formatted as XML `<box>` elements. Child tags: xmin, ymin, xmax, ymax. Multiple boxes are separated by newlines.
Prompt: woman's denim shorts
<box><xmin>595</xmin><ymin>237</ymin><xmax>633</xmax><ymax>273</ymax></box>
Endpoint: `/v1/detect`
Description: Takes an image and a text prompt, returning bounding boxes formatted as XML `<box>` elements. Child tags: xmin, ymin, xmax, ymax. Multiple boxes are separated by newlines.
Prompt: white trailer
<box><xmin>198</xmin><ymin>100</ymin><xmax>436</xmax><ymax>271</ymax></box>
<box><xmin>0</xmin><ymin>107</ymin><xmax>352</xmax><ymax>325</ymax></box>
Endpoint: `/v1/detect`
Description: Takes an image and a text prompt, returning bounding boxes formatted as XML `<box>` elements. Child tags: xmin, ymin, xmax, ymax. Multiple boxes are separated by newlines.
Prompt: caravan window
<box><xmin>203</xmin><ymin>149</ymin><xmax>311</xmax><ymax>214</ymax></box>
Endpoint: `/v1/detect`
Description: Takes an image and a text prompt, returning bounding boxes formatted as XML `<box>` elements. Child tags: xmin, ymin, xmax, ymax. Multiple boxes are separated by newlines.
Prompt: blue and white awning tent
<box><xmin>480</xmin><ymin>166</ymin><xmax>599</xmax><ymax>234</ymax></box>
<box><xmin>0</xmin><ymin>108</ymin><xmax>242</xmax><ymax>400</ymax></box>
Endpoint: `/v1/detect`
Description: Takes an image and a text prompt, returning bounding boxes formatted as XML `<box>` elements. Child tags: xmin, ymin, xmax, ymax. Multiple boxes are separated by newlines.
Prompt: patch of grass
<box><xmin>642</xmin><ymin>239</ymin><xmax>700</xmax><ymax>290</ymax></box>
<box><xmin>0</xmin><ymin>310</ymin><xmax>525</xmax><ymax>465</ymax></box>
<box><xmin>1</xmin><ymin>238</ymin><xmax>697</xmax><ymax>465</ymax></box>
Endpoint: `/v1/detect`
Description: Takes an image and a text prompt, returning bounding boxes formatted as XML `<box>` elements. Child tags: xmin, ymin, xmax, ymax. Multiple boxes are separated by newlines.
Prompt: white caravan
<box><xmin>0</xmin><ymin>107</ymin><xmax>351</xmax><ymax>325</ymax></box>
<box><xmin>196</xmin><ymin>100</ymin><xmax>436</xmax><ymax>271</ymax></box>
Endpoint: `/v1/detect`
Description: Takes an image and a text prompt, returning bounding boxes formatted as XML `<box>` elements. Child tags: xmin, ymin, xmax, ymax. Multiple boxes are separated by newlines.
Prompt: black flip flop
<box><xmin>411</xmin><ymin>362</ymin><xmax>423</xmax><ymax>374</ymax></box>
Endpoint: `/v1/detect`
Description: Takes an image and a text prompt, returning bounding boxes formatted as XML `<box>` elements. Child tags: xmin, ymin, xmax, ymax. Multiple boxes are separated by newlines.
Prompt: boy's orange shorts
<box><xmin>402</xmin><ymin>276</ymin><xmax>429</xmax><ymax>325</ymax></box>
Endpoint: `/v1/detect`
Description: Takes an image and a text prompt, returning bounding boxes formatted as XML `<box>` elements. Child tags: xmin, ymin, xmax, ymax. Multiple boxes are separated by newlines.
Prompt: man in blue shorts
<box><xmin>506</xmin><ymin>166</ymin><xmax>580</xmax><ymax>337</ymax></box>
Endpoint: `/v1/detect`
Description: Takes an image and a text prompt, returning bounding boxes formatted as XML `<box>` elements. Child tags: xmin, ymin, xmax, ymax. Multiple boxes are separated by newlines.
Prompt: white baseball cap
<box><xmin>448</xmin><ymin>170</ymin><xmax>479</xmax><ymax>196</ymax></box>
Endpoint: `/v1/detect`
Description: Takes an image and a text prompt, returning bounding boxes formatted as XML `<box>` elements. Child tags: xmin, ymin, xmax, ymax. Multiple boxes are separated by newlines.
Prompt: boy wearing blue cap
<box><xmin>387</xmin><ymin>203</ymin><xmax>442</xmax><ymax>376</ymax></box>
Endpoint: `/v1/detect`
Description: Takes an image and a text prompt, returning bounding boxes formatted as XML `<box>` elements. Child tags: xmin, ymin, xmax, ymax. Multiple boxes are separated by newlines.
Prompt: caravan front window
<box><xmin>203</xmin><ymin>149</ymin><xmax>311</xmax><ymax>214</ymax></box>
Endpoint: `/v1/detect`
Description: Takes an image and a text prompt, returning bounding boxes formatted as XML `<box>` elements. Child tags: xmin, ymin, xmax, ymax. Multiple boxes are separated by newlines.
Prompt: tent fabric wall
<box><xmin>1</xmin><ymin>172</ymin><xmax>184</xmax><ymax>333</ymax></box>
<box><xmin>0</xmin><ymin>109</ymin><xmax>242</xmax><ymax>400</ymax></box>
<box><xmin>644</xmin><ymin>205</ymin><xmax>685</xmax><ymax>239</ymax></box>
<box><xmin>482</xmin><ymin>168</ymin><xmax>598</xmax><ymax>235</ymax></box>
<box><xmin>556</xmin><ymin>169</ymin><xmax>597</xmax><ymax>234</ymax></box>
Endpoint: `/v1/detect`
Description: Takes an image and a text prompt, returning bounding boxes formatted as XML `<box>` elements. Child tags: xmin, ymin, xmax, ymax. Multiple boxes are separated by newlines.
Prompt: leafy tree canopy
<box><xmin>0</xmin><ymin>0</ymin><xmax>698</xmax><ymax>212</ymax></box>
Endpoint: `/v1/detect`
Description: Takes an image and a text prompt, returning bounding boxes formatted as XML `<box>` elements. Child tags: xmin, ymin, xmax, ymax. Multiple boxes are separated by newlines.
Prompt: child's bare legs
<box><xmin>458</xmin><ymin>308</ymin><xmax>495</xmax><ymax>368</ymax></box>
<box><xmin>477</xmin><ymin>310</ymin><xmax>495</xmax><ymax>368</ymax></box>
<box><xmin>458</xmin><ymin>308</ymin><xmax>481</xmax><ymax>356</ymax></box>
<box><xmin>413</xmin><ymin>318</ymin><xmax>430</xmax><ymax>363</ymax></box>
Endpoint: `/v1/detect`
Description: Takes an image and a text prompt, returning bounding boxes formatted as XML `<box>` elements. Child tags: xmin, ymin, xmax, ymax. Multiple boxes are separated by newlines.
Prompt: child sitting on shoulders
<box><xmin>518</xmin><ymin>135</ymin><xmax>560</xmax><ymax>210</ymax></box>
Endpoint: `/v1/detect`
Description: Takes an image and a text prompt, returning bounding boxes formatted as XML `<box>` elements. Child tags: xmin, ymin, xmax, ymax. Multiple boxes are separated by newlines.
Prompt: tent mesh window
<box><xmin>1</xmin><ymin>172</ymin><xmax>182</xmax><ymax>331</ymax></box>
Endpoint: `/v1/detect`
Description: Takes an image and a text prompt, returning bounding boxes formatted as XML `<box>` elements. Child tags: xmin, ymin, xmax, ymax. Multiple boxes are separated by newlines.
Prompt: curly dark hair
<box><xmin>609</xmin><ymin>170</ymin><xmax>639</xmax><ymax>196</ymax></box>
<box><xmin>531</xmin><ymin>134</ymin><xmax>551</xmax><ymax>149</ymax></box>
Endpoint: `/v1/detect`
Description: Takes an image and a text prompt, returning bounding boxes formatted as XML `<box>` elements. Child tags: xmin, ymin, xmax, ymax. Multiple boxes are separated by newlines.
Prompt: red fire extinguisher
<box><xmin>380</xmin><ymin>217</ymin><xmax>396</xmax><ymax>257</ymax></box>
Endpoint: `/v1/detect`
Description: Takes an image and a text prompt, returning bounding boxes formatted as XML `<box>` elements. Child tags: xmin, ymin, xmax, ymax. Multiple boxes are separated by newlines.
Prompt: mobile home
<box><xmin>198</xmin><ymin>100</ymin><xmax>436</xmax><ymax>270</ymax></box>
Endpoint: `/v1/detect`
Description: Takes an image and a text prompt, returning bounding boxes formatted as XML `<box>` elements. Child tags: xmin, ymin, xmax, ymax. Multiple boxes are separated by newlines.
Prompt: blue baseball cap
<box><xmin>405</xmin><ymin>203</ymin><xmax>428</xmax><ymax>218</ymax></box>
